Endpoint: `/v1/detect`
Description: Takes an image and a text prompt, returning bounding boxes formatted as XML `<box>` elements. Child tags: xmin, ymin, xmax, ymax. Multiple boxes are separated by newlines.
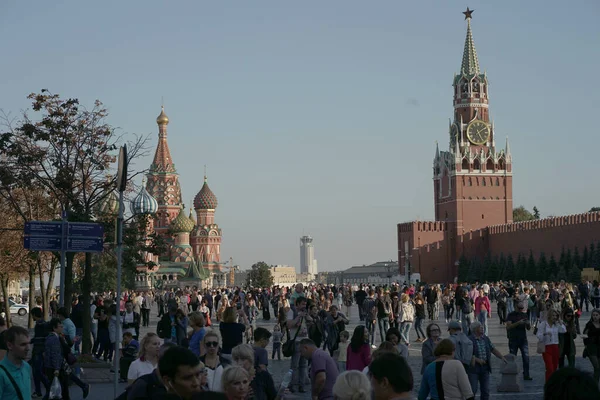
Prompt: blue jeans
<box><xmin>508</xmin><ymin>337</ymin><xmax>530</xmax><ymax>377</ymax></box>
<box><xmin>365</xmin><ymin>319</ymin><xmax>376</xmax><ymax>345</ymax></box>
<box><xmin>290</xmin><ymin>340</ymin><xmax>308</xmax><ymax>389</ymax></box>
<box><xmin>415</xmin><ymin>317</ymin><xmax>426</xmax><ymax>339</ymax></box>
<box><xmin>478</xmin><ymin>311</ymin><xmax>488</xmax><ymax>335</ymax></box>
<box><xmin>507</xmin><ymin>298</ymin><xmax>514</xmax><ymax>314</ymax></box>
<box><xmin>462</xmin><ymin>312</ymin><xmax>474</xmax><ymax>335</ymax></box>
<box><xmin>399</xmin><ymin>322</ymin><xmax>412</xmax><ymax>344</ymax></box>
<box><xmin>468</xmin><ymin>364</ymin><xmax>490</xmax><ymax>400</ymax></box>
<box><xmin>377</xmin><ymin>317</ymin><xmax>390</xmax><ymax>343</ymax></box>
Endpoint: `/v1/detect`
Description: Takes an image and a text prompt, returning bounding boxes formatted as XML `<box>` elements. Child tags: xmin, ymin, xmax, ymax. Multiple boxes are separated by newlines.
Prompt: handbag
<box><xmin>282</xmin><ymin>317</ymin><xmax>303</xmax><ymax>357</ymax></box>
<box><xmin>0</xmin><ymin>365</ymin><xmax>24</xmax><ymax>400</ymax></box>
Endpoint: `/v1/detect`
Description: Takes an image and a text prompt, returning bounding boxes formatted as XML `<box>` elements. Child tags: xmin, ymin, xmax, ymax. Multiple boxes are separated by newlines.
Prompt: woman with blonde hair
<box><xmin>127</xmin><ymin>332</ymin><xmax>161</xmax><ymax>384</ymax></box>
<box><xmin>399</xmin><ymin>293</ymin><xmax>415</xmax><ymax>346</ymax></box>
<box><xmin>219</xmin><ymin>307</ymin><xmax>248</xmax><ymax>360</ymax></box>
<box><xmin>232</xmin><ymin>344</ymin><xmax>278</xmax><ymax>400</ymax></box>
<box><xmin>221</xmin><ymin>366</ymin><xmax>250</xmax><ymax>400</ymax></box>
<box><xmin>200</xmin><ymin>329</ymin><xmax>231</xmax><ymax>391</ymax></box>
<box><xmin>332</xmin><ymin>370</ymin><xmax>371</xmax><ymax>400</ymax></box>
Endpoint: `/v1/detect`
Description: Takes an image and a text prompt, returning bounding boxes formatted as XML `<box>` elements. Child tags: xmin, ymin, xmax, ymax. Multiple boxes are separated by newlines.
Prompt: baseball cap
<box><xmin>448</xmin><ymin>321</ymin><xmax>462</xmax><ymax>331</ymax></box>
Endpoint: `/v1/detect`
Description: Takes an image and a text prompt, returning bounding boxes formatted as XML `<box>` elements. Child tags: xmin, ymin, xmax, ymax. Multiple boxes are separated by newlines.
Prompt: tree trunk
<box><xmin>82</xmin><ymin>253</ymin><xmax>92</xmax><ymax>354</ymax></box>
<box><xmin>44</xmin><ymin>260</ymin><xmax>57</xmax><ymax>318</ymax></box>
<box><xmin>1</xmin><ymin>277</ymin><xmax>11</xmax><ymax>328</ymax></box>
<box><xmin>28</xmin><ymin>264</ymin><xmax>35</xmax><ymax>328</ymax></box>
<box><xmin>37</xmin><ymin>258</ymin><xmax>48</xmax><ymax>320</ymax></box>
<box><xmin>63</xmin><ymin>252</ymin><xmax>75</xmax><ymax>314</ymax></box>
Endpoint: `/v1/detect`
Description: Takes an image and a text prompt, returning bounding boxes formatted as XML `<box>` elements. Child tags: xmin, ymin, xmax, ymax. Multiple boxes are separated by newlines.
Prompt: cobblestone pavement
<box><xmin>14</xmin><ymin>305</ymin><xmax>596</xmax><ymax>399</ymax></box>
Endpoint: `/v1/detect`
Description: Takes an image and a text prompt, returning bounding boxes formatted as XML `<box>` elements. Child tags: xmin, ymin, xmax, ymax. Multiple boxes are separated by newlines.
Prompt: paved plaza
<box><xmin>12</xmin><ymin>304</ymin><xmax>596</xmax><ymax>400</ymax></box>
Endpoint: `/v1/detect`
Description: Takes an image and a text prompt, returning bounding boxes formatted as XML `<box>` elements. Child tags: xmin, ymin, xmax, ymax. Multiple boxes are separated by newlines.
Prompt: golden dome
<box><xmin>156</xmin><ymin>106</ymin><xmax>169</xmax><ymax>125</ymax></box>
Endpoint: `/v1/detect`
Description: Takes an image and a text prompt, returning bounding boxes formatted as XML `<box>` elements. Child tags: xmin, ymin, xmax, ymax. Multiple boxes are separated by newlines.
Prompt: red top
<box><xmin>346</xmin><ymin>343</ymin><xmax>371</xmax><ymax>371</ymax></box>
<box><xmin>475</xmin><ymin>296</ymin><xmax>491</xmax><ymax>317</ymax></box>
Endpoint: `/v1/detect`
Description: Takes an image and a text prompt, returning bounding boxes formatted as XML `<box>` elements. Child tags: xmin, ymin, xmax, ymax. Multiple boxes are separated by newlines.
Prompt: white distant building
<box><xmin>300</xmin><ymin>235</ymin><xmax>318</xmax><ymax>277</ymax></box>
<box><xmin>270</xmin><ymin>265</ymin><xmax>297</xmax><ymax>286</ymax></box>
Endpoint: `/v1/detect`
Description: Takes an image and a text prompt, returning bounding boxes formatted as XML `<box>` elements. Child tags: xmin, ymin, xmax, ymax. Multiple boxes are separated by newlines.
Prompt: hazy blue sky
<box><xmin>2</xmin><ymin>1</ymin><xmax>599</xmax><ymax>272</ymax></box>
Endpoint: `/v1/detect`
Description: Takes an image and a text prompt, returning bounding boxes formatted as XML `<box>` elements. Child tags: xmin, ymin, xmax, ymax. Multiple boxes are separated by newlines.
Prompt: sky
<box><xmin>1</xmin><ymin>1</ymin><xmax>599</xmax><ymax>273</ymax></box>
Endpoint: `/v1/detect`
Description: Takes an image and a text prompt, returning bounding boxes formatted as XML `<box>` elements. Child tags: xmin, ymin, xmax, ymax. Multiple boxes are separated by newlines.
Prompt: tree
<box><xmin>533</xmin><ymin>206</ymin><xmax>540</xmax><ymax>220</ymax></box>
<box><xmin>498</xmin><ymin>253</ymin><xmax>507</xmax><ymax>280</ymax></box>
<box><xmin>457</xmin><ymin>255</ymin><xmax>470</xmax><ymax>282</ymax></box>
<box><xmin>486</xmin><ymin>255</ymin><xmax>500</xmax><ymax>282</ymax></box>
<box><xmin>548</xmin><ymin>254</ymin><xmax>559</xmax><ymax>281</ymax></box>
<box><xmin>525</xmin><ymin>250</ymin><xmax>537</xmax><ymax>281</ymax></box>
<box><xmin>537</xmin><ymin>252</ymin><xmax>549</xmax><ymax>282</ymax></box>
<box><xmin>0</xmin><ymin>90</ymin><xmax>149</xmax><ymax>355</ymax></box>
<box><xmin>505</xmin><ymin>255</ymin><xmax>516</xmax><ymax>282</ymax></box>
<box><xmin>515</xmin><ymin>254</ymin><xmax>527</xmax><ymax>280</ymax></box>
<box><xmin>583</xmin><ymin>245</ymin><xmax>590</xmax><ymax>270</ymax></box>
<box><xmin>513</xmin><ymin>206</ymin><xmax>535</xmax><ymax>222</ymax></box>
<box><xmin>589</xmin><ymin>207</ymin><xmax>600</xmax><ymax>212</ymax></box>
<box><xmin>246</xmin><ymin>262</ymin><xmax>274</xmax><ymax>288</ymax></box>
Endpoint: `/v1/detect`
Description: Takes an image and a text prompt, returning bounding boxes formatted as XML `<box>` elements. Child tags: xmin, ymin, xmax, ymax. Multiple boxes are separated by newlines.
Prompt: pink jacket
<box><xmin>475</xmin><ymin>296</ymin><xmax>491</xmax><ymax>316</ymax></box>
<box><xmin>346</xmin><ymin>343</ymin><xmax>371</xmax><ymax>371</ymax></box>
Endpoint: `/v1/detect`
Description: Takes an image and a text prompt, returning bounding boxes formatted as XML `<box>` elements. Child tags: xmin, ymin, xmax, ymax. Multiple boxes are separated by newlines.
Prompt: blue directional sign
<box><xmin>68</xmin><ymin>222</ymin><xmax>104</xmax><ymax>238</ymax></box>
<box><xmin>24</xmin><ymin>221</ymin><xmax>62</xmax><ymax>236</ymax></box>
<box><xmin>67</xmin><ymin>237</ymin><xmax>104</xmax><ymax>252</ymax></box>
<box><xmin>24</xmin><ymin>236</ymin><xmax>63</xmax><ymax>251</ymax></box>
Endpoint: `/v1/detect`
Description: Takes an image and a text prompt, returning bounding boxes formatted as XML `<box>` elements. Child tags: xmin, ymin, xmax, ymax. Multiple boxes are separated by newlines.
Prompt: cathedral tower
<box><xmin>433</xmin><ymin>8</ymin><xmax>513</xmax><ymax>236</ymax></box>
<box><xmin>191</xmin><ymin>175</ymin><xmax>222</xmax><ymax>271</ymax></box>
<box><xmin>146</xmin><ymin>107</ymin><xmax>183</xmax><ymax>236</ymax></box>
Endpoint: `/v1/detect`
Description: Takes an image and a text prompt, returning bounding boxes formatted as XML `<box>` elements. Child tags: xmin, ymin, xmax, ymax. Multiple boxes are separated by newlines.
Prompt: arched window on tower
<box><xmin>462</xmin><ymin>158</ymin><xmax>469</xmax><ymax>171</ymax></box>
<box><xmin>473</xmin><ymin>159</ymin><xmax>481</xmax><ymax>170</ymax></box>
<box><xmin>486</xmin><ymin>159</ymin><xmax>494</xmax><ymax>171</ymax></box>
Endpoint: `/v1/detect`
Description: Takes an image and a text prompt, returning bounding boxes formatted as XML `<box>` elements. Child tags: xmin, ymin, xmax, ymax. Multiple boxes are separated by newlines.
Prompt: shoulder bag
<box><xmin>282</xmin><ymin>317</ymin><xmax>303</xmax><ymax>357</ymax></box>
<box><xmin>0</xmin><ymin>365</ymin><xmax>24</xmax><ymax>400</ymax></box>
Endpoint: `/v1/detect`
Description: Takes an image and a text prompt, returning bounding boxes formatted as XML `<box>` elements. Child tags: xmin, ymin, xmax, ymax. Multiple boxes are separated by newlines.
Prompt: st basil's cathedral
<box><xmin>130</xmin><ymin>107</ymin><xmax>226</xmax><ymax>290</ymax></box>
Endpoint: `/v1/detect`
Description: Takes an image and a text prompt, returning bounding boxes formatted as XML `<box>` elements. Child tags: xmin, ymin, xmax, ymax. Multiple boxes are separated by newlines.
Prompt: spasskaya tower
<box><xmin>433</xmin><ymin>7</ymin><xmax>513</xmax><ymax>237</ymax></box>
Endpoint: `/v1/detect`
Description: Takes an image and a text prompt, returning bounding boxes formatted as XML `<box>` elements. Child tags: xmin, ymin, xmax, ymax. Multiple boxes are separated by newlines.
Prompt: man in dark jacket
<box><xmin>157</xmin><ymin>305</ymin><xmax>178</xmax><ymax>343</ymax></box>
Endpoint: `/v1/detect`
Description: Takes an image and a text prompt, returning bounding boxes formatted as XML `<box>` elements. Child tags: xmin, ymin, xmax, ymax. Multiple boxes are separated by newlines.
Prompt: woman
<box><xmin>398</xmin><ymin>293</ymin><xmax>415</xmax><ymax>346</ymax></box>
<box><xmin>583</xmin><ymin>308</ymin><xmax>600</xmax><ymax>383</ymax></box>
<box><xmin>536</xmin><ymin>309</ymin><xmax>566</xmax><ymax>381</ymax></box>
<box><xmin>232</xmin><ymin>344</ymin><xmax>277</xmax><ymax>400</ymax></box>
<box><xmin>200</xmin><ymin>330</ymin><xmax>231</xmax><ymax>392</ymax></box>
<box><xmin>219</xmin><ymin>307</ymin><xmax>248</xmax><ymax>360</ymax></box>
<box><xmin>188</xmin><ymin>311</ymin><xmax>207</xmax><ymax>357</ymax></box>
<box><xmin>44</xmin><ymin>318</ymin><xmax>70</xmax><ymax>400</ymax></box>
<box><xmin>332</xmin><ymin>370</ymin><xmax>371</xmax><ymax>400</ymax></box>
<box><xmin>418</xmin><ymin>339</ymin><xmax>474</xmax><ymax>400</ymax></box>
<box><xmin>95</xmin><ymin>305</ymin><xmax>111</xmax><ymax>361</ymax></box>
<box><xmin>217</xmin><ymin>296</ymin><xmax>229</xmax><ymax>322</ymax></box>
<box><xmin>558</xmin><ymin>307</ymin><xmax>577</xmax><ymax>368</ymax></box>
<box><xmin>384</xmin><ymin>327</ymin><xmax>409</xmax><ymax>359</ymax></box>
<box><xmin>221</xmin><ymin>366</ymin><xmax>250</xmax><ymax>400</ymax></box>
<box><xmin>175</xmin><ymin>308</ymin><xmax>189</xmax><ymax>346</ymax></box>
<box><xmin>346</xmin><ymin>325</ymin><xmax>371</xmax><ymax>371</ymax></box>
<box><xmin>361</xmin><ymin>341</ymin><xmax>398</xmax><ymax>374</ymax></box>
<box><xmin>127</xmin><ymin>332</ymin><xmax>161</xmax><ymax>384</ymax></box>
<box><xmin>414</xmin><ymin>293</ymin><xmax>427</xmax><ymax>342</ymax></box>
<box><xmin>474</xmin><ymin>289</ymin><xmax>491</xmax><ymax>336</ymax></box>
<box><xmin>421</xmin><ymin>323</ymin><xmax>442</xmax><ymax>375</ymax></box>
<box><xmin>442</xmin><ymin>288</ymin><xmax>454</xmax><ymax>323</ymax></box>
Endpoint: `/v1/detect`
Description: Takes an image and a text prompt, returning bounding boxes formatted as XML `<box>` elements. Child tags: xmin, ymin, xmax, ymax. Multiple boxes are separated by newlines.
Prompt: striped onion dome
<box><xmin>170</xmin><ymin>205</ymin><xmax>195</xmax><ymax>233</ymax></box>
<box><xmin>97</xmin><ymin>189</ymin><xmax>119</xmax><ymax>216</ymax></box>
<box><xmin>193</xmin><ymin>176</ymin><xmax>218</xmax><ymax>210</ymax></box>
<box><xmin>130</xmin><ymin>177</ymin><xmax>159</xmax><ymax>215</ymax></box>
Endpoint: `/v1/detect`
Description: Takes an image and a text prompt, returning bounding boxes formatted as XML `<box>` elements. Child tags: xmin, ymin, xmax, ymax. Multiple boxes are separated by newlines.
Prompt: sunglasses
<box><xmin>205</xmin><ymin>341</ymin><xmax>219</xmax><ymax>348</ymax></box>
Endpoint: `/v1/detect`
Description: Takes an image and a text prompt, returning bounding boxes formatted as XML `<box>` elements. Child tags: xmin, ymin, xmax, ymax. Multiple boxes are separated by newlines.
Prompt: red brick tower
<box><xmin>191</xmin><ymin>174</ymin><xmax>222</xmax><ymax>272</ymax></box>
<box><xmin>146</xmin><ymin>107</ymin><xmax>183</xmax><ymax>236</ymax></box>
<box><xmin>434</xmin><ymin>9</ymin><xmax>513</xmax><ymax>235</ymax></box>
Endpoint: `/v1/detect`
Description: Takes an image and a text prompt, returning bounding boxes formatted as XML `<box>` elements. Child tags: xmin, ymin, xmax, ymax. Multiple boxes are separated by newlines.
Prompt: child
<box><xmin>335</xmin><ymin>330</ymin><xmax>350</xmax><ymax>372</ymax></box>
<box><xmin>272</xmin><ymin>324</ymin><xmax>283</xmax><ymax>360</ymax></box>
<box><xmin>253</xmin><ymin>327</ymin><xmax>271</xmax><ymax>372</ymax></box>
<box><xmin>119</xmin><ymin>332</ymin><xmax>139</xmax><ymax>382</ymax></box>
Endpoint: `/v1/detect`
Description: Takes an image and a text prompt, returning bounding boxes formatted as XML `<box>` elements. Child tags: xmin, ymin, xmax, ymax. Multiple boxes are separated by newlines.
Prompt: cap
<box><xmin>448</xmin><ymin>321</ymin><xmax>462</xmax><ymax>331</ymax></box>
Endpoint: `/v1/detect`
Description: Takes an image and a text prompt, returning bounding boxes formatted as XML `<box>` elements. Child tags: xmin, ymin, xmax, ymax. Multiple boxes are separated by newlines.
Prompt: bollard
<box><xmin>497</xmin><ymin>353</ymin><xmax>522</xmax><ymax>392</ymax></box>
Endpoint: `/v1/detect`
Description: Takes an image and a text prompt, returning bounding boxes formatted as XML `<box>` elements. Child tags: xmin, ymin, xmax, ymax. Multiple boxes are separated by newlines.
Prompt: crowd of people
<box><xmin>0</xmin><ymin>279</ymin><xmax>599</xmax><ymax>400</ymax></box>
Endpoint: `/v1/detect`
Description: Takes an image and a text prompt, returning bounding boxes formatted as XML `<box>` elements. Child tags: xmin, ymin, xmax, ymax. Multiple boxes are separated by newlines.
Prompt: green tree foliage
<box><xmin>505</xmin><ymin>255</ymin><xmax>516</xmax><ymax>281</ymax></box>
<box><xmin>573</xmin><ymin>247</ymin><xmax>581</xmax><ymax>270</ymax></box>
<box><xmin>525</xmin><ymin>251</ymin><xmax>537</xmax><ymax>281</ymax></box>
<box><xmin>589</xmin><ymin>207</ymin><xmax>600</xmax><ymax>212</ymax></box>
<box><xmin>498</xmin><ymin>253</ymin><xmax>507</xmax><ymax>280</ymax></box>
<box><xmin>486</xmin><ymin>255</ymin><xmax>500</xmax><ymax>282</ymax></box>
<box><xmin>533</xmin><ymin>206</ymin><xmax>540</xmax><ymax>220</ymax></box>
<box><xmin>515</xmin><ymin>254</ymin><xmax>526</xmax><ymax>280</ymax></box>
<box><xmin>246</xmin><ymin>261</ymin><xmax>274</xmax><ymax>288</ymax></box>
<box><xmin>537</xmin><ymin>252</ymin><xmax>549</xmax><ymax>281</ymax></box>
<box><xmin>458</xmin><ymin>255</ymin><xmax>470</xmax><ymax>282</ymax></box>
<box><xmin>513</xmin><ymin>206</ymin><xmax>535</xmax><ymax>222</ymax></box>
<box><xmin>548</xmin><ymin>254</ymin><xmax>559</xmax><ymax>281</ymax></box>
<box><xmin>583</xmin><ymin>246</ymin><xmax>590</xmax><ymax>269</ymax></box>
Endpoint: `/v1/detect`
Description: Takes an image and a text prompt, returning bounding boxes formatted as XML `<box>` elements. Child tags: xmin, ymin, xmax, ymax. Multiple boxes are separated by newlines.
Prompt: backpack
<box><xmin>594</xmin><ymin>287</ymin><xmax>600</xmax><ymax>298</ymax></box>
<box><xmin>114</xmin><ymin>373</ymin><xmax>160</xmax><ymax>400</ymax></box>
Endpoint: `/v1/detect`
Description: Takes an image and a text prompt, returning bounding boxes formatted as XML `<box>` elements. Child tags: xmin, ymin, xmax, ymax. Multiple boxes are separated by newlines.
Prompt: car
<box><xmin>9</xmin><ymin>299</ymin><xmax>27</xmax><ymax>316</ymax></box>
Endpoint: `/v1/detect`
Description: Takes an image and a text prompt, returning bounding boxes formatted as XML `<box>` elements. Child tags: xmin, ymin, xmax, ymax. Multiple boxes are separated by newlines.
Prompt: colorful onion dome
<box><xmin>156</xmin><ymin>106</ymin><xmax>169</xmax><ymax>125</ymax></box>
<box><xmin>130</xmin><ymin>177</ymin><xmax>159</xmax><ymax>215</ymax></box>
<box><xmin>97</xmin><ymin>189</ymin><xmax>119</xmax><ymax>216</ymax></box>
<box><xmin>170</xmin><ymin>205</ymin><xmax>195</xmax><ymax>233</ymax></box>
<box><xmin>193</xmin><ymin>176</ymin><xmax>218</xmax><ymax>210</ymax></box>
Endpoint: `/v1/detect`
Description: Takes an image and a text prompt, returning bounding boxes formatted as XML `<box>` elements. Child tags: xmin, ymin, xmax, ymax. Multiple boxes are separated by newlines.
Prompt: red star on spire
<box><xmin>463</xmin><ymin>7</ymin><xmax>474</xmax><ymax>20</ymax></box>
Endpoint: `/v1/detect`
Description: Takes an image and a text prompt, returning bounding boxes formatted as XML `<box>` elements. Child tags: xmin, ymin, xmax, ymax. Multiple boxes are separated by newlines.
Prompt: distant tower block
<box><xmin>300</xmin><ymin>235</ymin><xmax>318</xmax><ymax>276</ymax></box>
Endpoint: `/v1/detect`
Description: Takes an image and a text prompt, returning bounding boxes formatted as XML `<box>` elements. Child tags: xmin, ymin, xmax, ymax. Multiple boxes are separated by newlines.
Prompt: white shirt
<box><xmin>128</xmin><ymin>359</ymin><xmax>157</xmax><ymax>381</ymax></box>
<box><xmin>536</xmin><ymin>321</ymin><xmax>567</xmax><ymax>345</ymax></box>
<box><xmin>286</xmin><ymin>309</ymin><xmax>308</xmax><ymax>340</ymax></box>
<box><xmin>123</xmin><ymin>312</ymin><xmax>136</xmax><ymax>336</ymax></box>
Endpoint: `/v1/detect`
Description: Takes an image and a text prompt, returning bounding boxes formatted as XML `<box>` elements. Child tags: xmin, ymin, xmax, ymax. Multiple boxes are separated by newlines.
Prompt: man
<box><xmin>506</xmin><ymin>302</ymin><xmax>532</xmax><ymax>380</ymax></box>
<box><xmin>123</xmin><ymin>343</ymin><xmax>176</xmax><ymax>400</ymax></box>
<box><xmin>354</xmin><ymin>285</ymin><xmax>367</xmax><ymax>321</ymax></box>
<box><xmin>141</xmin><ymin>292</ymin><xmax>151</xmax><ymax>328</ymax></box>
<box><xmin>30</xmin><ymin>308</ymin><xmax>49</xmax><ymax>398</ymax></box>
<box><xmin>0</xmin><ymin>326</ymin><xmax>31</xmax><ymax>400</ymax></box>
<box><xmin>375</xmin><ymin>288</ymin><xmax>392</xmax><ymax>343</ymax></box>
<box><xmin>158</xmin><ymin>347</ymin><xmax>203</xmax><ymax>400</ymax></box>
<box><xmin>252</xmin><ymin>327</ymin><xmax>271</xmax><ymax>372</ymax></box>
<box><xmin>362</xmin><ymin>289</ymin><xmax>377</xmax><ymax>346</ymax></box>
<box><xmin>460</xmin><ymin>290</ymin><xmax>475</xmax><ymax>335</ymax></box>
<box><xmin>157</xmin><ymin>305</ymin><xmax>178</xmax><ymax>343</ymax></box>
<box><xmin>369</xmin><ymin>353</ymin><xmax>413</xmax><ymax>400</ymax></box>
<box><xmin>326</xmin><ymin>305</ymin><xmax>349</xmax><ymax>355</ymax></box>
<box><xmin>122</xmin><ymin>300</ymin><xmax>141</xmax><ymax>340</ymax></box>
<box><xmin>299</xmin><ymin>339</ymin><xmax>338</xmax><ymax>400</ymax></box>
<box><xmin>70</xmin><ymin>295</ymin><xmax>84</xmax><ymax>355</ymax></box>
<box><xmin>577</xmin><ymin>280</ymin><xmax>590</xmax><ymax>312</ymax></box>
<box><xmin>290</xmin><ymin>283</ymin><xmax>305</xmax><ymax>314</ymax></box>
<box><xmin>119</xmin><ymin>332</ymin><xmax>139</xmax><ymax>383</ymax></box>
<box><xmin>57</xmin><ymin>307</ymin><xmax>76</xmax><ymax>347</ymax></box>
<box><xmin>426</xmin><ymin>285</ymin><xmax>438</xmax><ymax>321</ymax></box>
<box><xmin>447</xmin><ymin>321</ymin><xmax>473</xmax><ymax>371</ymax></box>
<box><xmin>468</xmin><ymin>321</ymin><xmax>507</xmax><ymax>400</ymax></box>
<box><xmin>286</xmin><ymin>297</ymin><xmax>309</xmax><ymax>393</ymax></box>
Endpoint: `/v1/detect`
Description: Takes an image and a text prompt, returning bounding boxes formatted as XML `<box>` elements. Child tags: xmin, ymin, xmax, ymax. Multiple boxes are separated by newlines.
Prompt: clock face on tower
<box><xmin>467</xmin><ymin>120</ymin><xmax>490</xmax><ymax>145</ymax></box>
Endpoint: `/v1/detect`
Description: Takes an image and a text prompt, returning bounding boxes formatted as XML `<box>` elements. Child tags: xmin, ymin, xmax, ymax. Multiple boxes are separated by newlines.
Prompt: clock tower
<box><xmin>433</xmin><ymin>8</ymin><xmax>513</xmax><ymax>239</ymax></box>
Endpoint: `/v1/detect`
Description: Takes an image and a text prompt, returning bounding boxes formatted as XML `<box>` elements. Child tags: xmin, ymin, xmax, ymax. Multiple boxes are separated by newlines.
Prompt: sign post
<box><xmin>114</xmin><ymin>144</ymin><xmax>127</xmax><ymax>398</ymax></box>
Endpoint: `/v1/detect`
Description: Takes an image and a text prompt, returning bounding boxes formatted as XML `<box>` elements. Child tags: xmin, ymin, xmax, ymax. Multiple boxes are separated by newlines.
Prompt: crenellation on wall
<box><xmin>488</xmin><ymin>212</ymin><xmax>600</xmax><ymax>235</ymax></box>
